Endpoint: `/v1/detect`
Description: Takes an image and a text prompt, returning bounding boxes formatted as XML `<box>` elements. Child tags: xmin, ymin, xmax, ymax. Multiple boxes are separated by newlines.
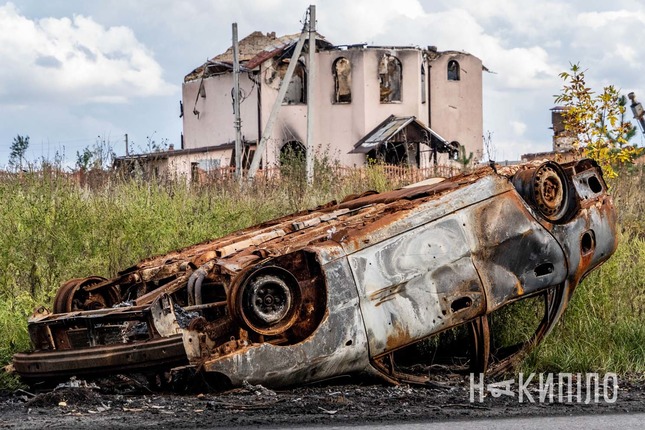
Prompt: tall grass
<box><xmin>522</xmin><ymin>233</ymin><xmax>645</xmax><ymax>375</ymax></box>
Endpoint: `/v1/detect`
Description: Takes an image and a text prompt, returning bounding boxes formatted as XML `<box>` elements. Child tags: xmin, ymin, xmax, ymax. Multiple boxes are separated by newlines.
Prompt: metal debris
<box><xmin>242</xmin><ymin>380</ymin><xmax>277</xmax><ymax>397</ymax></box>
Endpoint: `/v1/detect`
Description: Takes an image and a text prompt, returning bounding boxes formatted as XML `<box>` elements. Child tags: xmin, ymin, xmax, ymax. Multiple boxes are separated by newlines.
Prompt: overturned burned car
<box><xmin>14</xmin><ymin>159</ymin><xmax>617</xmax><ymax>389</ymax></box>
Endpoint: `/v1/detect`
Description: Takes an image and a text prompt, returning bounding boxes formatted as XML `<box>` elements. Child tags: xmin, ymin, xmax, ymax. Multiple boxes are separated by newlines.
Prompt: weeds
<box><xmin>523</xmin><ymin>231</ymin><xmax>645</xmax><ymax>375</ymax></box>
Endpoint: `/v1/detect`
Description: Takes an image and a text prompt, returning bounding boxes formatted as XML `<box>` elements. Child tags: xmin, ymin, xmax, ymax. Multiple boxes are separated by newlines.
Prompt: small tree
<box><xmin>9</xmin><ymin>134</ymin><xmax>29</xmax><ymax>171</ymax></box>
<box><xmin>457</xmin><ymin>144</ymin><xmax>473</xmax><ymax>172</ymax></box>
<box><xmin>76</xmin><ymin>147</ymin><xmax>94</xmax><ymax>171</ymax></box>
<box><xmin>554</xmin><ymin>63</ymin><xmax>642</xmax><ymax>177</ymax></box>
<box><xmin>76</xmin><ymin>135</ymin><xmax>116</xmax><ymax>171</ymax></box>
<box><xmin>483</xmin><ymin>131</ymin><xmax>496</xmax><ymax>162</ymax></box>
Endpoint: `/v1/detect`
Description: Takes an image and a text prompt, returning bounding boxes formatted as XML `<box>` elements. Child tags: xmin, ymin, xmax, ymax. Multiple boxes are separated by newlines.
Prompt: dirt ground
<box><xmin>1</xmin><ymin>376</ymin><xmax>644</xmax><ymax>429</ymax></box>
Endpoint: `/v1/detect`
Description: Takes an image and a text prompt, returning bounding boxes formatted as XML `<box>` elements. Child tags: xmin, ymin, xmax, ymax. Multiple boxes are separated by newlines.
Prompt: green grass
<box><xmin>523</xmin><ymin>232</ymin><xmax>645</xmax><ymax>376</ymax></box>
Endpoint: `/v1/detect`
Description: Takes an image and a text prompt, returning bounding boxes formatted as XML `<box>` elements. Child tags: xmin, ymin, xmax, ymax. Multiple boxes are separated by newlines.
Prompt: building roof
<box><xmin>113</xmin><ymin>141</ymin><xmax>255</xmax><ymax>164</ymax></box>
<box><xmin>183</xmin><ymin>30</ymin><xmax>486</xmax><ymax>82</ymax></box>
<box><xmin>184</xmin><ymin>31</ymin><xmax>332</xmax><ymax>82</ymax></box>
<box><xmin>350</xmin><ymin>115</ymin><xmax>457</xmax><ymax>154</ymax></box>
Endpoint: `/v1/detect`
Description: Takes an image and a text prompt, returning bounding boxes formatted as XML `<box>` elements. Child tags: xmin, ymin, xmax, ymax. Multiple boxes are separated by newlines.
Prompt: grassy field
<box><xmin>0</xmin><ymin>163</ymin><xmax>643</xmax><ymax>388</ymax></box>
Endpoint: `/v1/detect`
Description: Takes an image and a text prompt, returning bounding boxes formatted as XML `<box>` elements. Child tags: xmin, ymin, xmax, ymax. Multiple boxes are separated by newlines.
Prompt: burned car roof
<box><xmin>13</xmin><ymin>159</ymin><xmax>618</xmax><ymax>390</ymax></box>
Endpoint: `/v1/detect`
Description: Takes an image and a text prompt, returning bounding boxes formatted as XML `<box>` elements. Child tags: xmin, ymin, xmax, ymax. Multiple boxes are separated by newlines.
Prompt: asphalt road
<box><xmin>297</xmin><ymin>413</ymin><xmax>645</xmax><ymax>430</ymax></box>
<box><xmin>1</xmin><ymin>379</ymin><xmax>644</xmax><ymax>429</ymax></box>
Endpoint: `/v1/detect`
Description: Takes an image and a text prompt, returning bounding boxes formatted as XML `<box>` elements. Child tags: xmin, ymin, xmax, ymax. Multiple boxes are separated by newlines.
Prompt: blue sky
<box><xmin>1</xmin><ymin>0</ymin><xmax>644</xmax><ymax>168</ymax></box>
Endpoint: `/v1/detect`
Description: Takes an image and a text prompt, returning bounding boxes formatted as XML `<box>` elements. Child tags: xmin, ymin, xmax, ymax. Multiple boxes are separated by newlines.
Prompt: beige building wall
<box><xmin>259</xmin><ymin>74</ymin><xmax>309</xmax><ymax>166</ymax></box>
<box><xmin>130</xmin><ymin>149</ymin><xmax>233</xmax><ymax>182</ymax></box>
<box><xmin>428</xmin><ymin>53</ymin><xmax>483</xmax><ymax>163</ymax></box>
<box><xmin>182</xmin><ymin>73</ymin><xmax>259</xmax><ymax>149</ymax></box>
<box><xmin>166</xmin><ymin>150</ymin><xmax>232</xmax><ymax>179</ymax></box>
<box><xmin>261</xmin><ymin>48</ymin><xmax>434</xmax><ymax>167</ymax></box>
<box><xmin>181</xmin><ymin>46</ymin><xmax>483</xmax><ymax>169</ymax></box>
<box><xmin>314</xmin><ymin>48</ymin><xmax>367</xmax><ymax>166</ymax></box>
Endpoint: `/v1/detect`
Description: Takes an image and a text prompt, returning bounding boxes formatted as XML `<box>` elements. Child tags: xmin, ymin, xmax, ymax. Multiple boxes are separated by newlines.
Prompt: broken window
<box><xmin>333</xmin><ymin>57</ymin><xmax>352</xmax><ymax>103</ymax></box>
<box><xmin>378</xmin><ymin>54</ymin><xmax>402</xmax><ymax>103</ymax></box>
<box><xmin>447</xmin><ymin>60</ymin><xmax>460</xmax><ymax>81</ymax></box>
<box><xmin>276</xmin><ymin>60</ymin><xmax>307</xmax><ymax>104</ymax></box>
<box><xmin>229</xmin><ymin>146</ymin><xmax>255</xmax><ymax>170</ymax></box>
<box><xmin>366</xmin><ymin>142</ymin><xmax>419</xmax><ymax>167</ymax></box>
<box><xmin>421</xmin><ymin>64</ymin><xmax>426</xmax><ymax>104</ymax></box>
<box><xmin>280</xmin><ymin>140</ymin><xmax>306</xmax><ymax>180</ymax></box>
<box><xmin>279</xmin><ymin>140</ymin><xmax>306</xmax><ymax>165</ymax></box>
<box><xmin>190</xmin><ymin>162</ymin><xmax>200</xmax><ymax>184</ymax></box>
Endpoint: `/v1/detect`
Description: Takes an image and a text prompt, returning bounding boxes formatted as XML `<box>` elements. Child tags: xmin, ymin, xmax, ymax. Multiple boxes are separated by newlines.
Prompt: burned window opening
<box><xmin>447</xmin><ymin>60</ymin><xmax>460</xmax><ymax>81</ymax></box>
<box><xmin>229</xmin><ymin>146</ymin><xmax>255</xmax><ymax>170</ymax></box>
<box><xmin>488</xmin><ymin>293</ymin><xmax>547</xmax><ymax>370</ymax></box>
<box><xmin>279</xmin><ymin>60</ymin><xmax>306</xmax><ymax>104</ymax></box>
<box><xmin>191</xmin><ymin>162</ymin><xmax>199</xmax><ymax>184</ymax></box>
<box><xmin>381</xmin><ymin>319</ymin><xmax>485</xmax><ymax>383</ymax></box>
<box><xmin>279</xmin><ymin>140</ymin><xmax>307</xmax><ymax>182</ymax></box>
<box><xmin>333</xmin><ymin>57</ymin><xmax>352</xmax><ymax>104</ymax></box>
<box><xmin>379</xmin><ymin>54</ymin><xmax>402</xmax><ymax>103</ymax></box>
<box><xmin>421</xmin><ymin>64</ymin><xmax>426</xmax><ymax>104</ymax></box>
<box><xmin>280</xmin><ymin>140</ymin><xmax>306</xmax><ymax>165</ymax></box>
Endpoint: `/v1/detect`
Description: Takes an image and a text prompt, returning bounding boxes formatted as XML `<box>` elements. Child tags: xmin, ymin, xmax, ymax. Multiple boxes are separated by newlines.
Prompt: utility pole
<box><xmin>125</xmin><ymin>133</ymin><xmax>129</xmax><ymax>156</ymax></box>
<box><xmin>232</xmin><ymin>23</ymin><xmax>243</xmax><ymax>180</ymax></box>
<box><xmin>305</xmin><ymin>5</ymin><xmax>316</xmax><ymax>185</ymax></box>
<box><xmin>628</xmin><ymin>92</ymin><xmax>645</xmax><ymax>135</ymax></box>
<box><xmin>247</xmin><ymin>25</ymin><xmax>308</xmax><ymax>179</ymax></box>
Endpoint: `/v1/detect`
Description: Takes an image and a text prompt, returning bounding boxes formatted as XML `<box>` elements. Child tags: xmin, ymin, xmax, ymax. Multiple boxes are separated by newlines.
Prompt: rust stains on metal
<box><xmin>13</xmin><ymin>159</ymin><xmax>618</xmax><ymax>390</ymax></box>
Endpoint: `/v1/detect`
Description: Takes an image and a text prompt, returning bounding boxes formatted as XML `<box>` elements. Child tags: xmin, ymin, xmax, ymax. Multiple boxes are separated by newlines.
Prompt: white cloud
<box><xmin>0</xmin><ymin>2</ymin><xmax>175</xmax><ymax>106</ymax></box>
<box><xmin>358</xmin><ymin>7</ymin><xmax>560</xmax><ymax>93</ymax></box>
<box><xmin>3</xmin><ymin>0</ymin><xmax>645</xmax><ymax>164</ymax></box>
<box><xmin>577</xmin><ymin>10</ymin><xmax>645</xmax><ymax>28</ymax></box>
<box><xmin>615</xmin><ymin>44</ymin><xmax>638</xmax><ymax>63</ymax></box>
<box><xmin>511</xmin><ymin>121</ymin><xmax>527</xmax><ymax>136</ymax></box>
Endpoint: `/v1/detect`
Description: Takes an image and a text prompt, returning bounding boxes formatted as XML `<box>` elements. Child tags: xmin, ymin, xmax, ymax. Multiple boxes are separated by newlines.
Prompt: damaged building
<box><xmin>115</xmin><ymin>30</ymin><xmax>484</xmax><ymax>180</ymax></box>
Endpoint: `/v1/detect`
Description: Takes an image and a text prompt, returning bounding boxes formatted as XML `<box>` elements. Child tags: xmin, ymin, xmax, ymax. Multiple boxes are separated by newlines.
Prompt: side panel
<box><xmin>467</xmin><ymin>192</ymin><xmax>569</xmax><ymax>312</ymax></box>
<box><xmin>348</xmin><ymin>214</ymin><xmax>485</xmax><ymax>357</ymax></box>
<box><xmin>349</xmin><ymin>190</ymin><xmax>569</xmax><ymax>358</ymax></box>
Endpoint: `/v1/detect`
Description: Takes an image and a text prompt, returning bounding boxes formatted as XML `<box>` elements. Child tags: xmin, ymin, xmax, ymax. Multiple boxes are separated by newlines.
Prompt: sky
<box><xmin>1</xmin><ymin>0</ymin><xmax>645</xmax><ymax>168</ymax></box>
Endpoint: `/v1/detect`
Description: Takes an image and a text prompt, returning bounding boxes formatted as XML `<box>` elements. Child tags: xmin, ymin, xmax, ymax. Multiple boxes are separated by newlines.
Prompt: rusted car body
<box><xmin>13</xmin><ymin>159</ymin><xmax>617</xmax><ymax>388</ymax></box>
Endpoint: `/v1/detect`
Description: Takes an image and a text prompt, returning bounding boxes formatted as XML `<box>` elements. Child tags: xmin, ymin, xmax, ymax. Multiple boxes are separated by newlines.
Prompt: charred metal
<box><xmin>13</xmin><ymin>159</ymin><xmax>618</xmax><ymax>390</ymax></box>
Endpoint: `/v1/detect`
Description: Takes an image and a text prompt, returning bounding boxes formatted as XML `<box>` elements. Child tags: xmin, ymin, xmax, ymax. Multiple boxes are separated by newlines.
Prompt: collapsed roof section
<box><xmin>184</xmin><ymin>31</ymin><xmax>333</xmax><ymax>82</ymax></box>
<box><xmin>183</xmin><ymin>31</ymin><xmax>484</xmax><ymax>83</ymax></box>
